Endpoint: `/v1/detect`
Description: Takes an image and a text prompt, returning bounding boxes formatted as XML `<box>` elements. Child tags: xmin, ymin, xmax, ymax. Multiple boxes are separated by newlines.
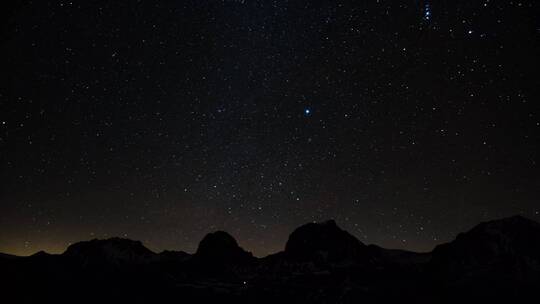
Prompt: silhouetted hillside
<box><xmin>285</xmin><ymin>220</ymin><xmax>370</xmax><ymax>265</ymax></box>
<box><xmin>0</xmin><ymin>252</ymin><xmax>18</xmax><ymax>259</ymax></box>
<box><xmin>1</xmin><ymin>216</ymin><xmax>539</xmax><ymax>303</ymax></box>
<box><xmin>195</xmin><ymin>231</ymin><xmax>254</xmax><ymax>263</ymax></box>
<box><xmin>63</xmin><ymin>237</ymin><xmax>157</xmax><ymax>266</ymax></box>
<box><xmin>427</xmin><ymin>215</ymin><xmax>540</xmax><ymax>302</ymax></box>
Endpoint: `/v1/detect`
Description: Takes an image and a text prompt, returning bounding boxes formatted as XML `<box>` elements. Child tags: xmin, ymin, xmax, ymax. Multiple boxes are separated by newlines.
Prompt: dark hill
<box><xmin>63</xmin><ymin>237</ymin><xmax>157</xmax><ymax>265</ymax></box>
<box><xmin>284</xmin><ymin>220</ymin><xmax>370</xmax><ymax>265</ymax></box>
<box><xmin>427</xmin><ymin>216</ymin><xmax>540</xmax><ymax>302</ymax></box>
<box><xmin>195</xmin><ymin>231</ymin><xmax>253</xmax><ymax>263</ymax></box>
<box><xmin>431</xmin><ymin>215</ymin><xmax>540</xmax><ymax>274</ymax></box>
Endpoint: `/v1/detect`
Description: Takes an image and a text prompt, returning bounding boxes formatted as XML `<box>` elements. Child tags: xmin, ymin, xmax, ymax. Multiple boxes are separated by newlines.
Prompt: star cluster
<box><xmin>1</xmin><ymin>1</ymin><xmax>539</xmax><ymax>256</ymax></box>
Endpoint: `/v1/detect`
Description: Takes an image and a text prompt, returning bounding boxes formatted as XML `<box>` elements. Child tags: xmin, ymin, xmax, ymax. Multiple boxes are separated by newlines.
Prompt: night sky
<box><xmin>1</xmin><ymin>0</ymin><xmax>539</xmax><ymax>257</ymax></box>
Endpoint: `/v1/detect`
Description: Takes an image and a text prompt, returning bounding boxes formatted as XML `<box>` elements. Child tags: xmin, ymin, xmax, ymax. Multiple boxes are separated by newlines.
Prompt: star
<box><xmin>423</xmin><ymin>3</ymin><xmax>432</xmax><ymax>21</ymax></box>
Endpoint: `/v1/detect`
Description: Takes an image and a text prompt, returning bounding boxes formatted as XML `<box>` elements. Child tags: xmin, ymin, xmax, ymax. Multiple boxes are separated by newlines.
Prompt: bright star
<box><xmin>304</xmin><ymin>108</ymin><xmax>311</xmax><ymax>115</ymax></box>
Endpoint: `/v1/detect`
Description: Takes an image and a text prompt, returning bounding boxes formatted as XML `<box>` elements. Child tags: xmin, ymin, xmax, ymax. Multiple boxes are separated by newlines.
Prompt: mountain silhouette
<box><xmin>0</xmin><ymin>252</ymin><xmax>17</xmax><ymax>260</ymax></box>
<box><xmin>285</xmin><ymin>220</ymin><xmax>367</xmax><ymax>262</ymax></box>
<box><xmin>431</xmin><ymin>215</ymin><xmax>540</xmax><ymax>268</ymax></box>
<box><xmin>195</xmin><ymin>231</ymin><xmax>254</xmax><ymax>263</ymax></box>
<box><xmin>1</xmin><ymin>216</ymin><xmax>539</xmax><ymax>304</ymax></box>
<box><xmin>427</xmin><ymin>216</ymin><xmax>540</xmax><ymax>302</ymax></box>
<box><xmin>63</xmin><ymin>237</ymin><xmax>157</xmax><ymax>266</ymax></box>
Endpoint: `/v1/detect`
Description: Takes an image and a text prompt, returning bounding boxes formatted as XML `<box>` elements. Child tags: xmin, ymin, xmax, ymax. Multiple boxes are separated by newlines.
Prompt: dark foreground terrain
<box><xmin>2</xmin><ymin>216</ymin><xmax>540</xmax><ymax>303</ymax></box>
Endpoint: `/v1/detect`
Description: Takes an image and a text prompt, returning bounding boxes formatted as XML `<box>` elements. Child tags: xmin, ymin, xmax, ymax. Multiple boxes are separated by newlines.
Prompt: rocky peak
<box><xmin>285</xmin><ymin>220</ymin><xmax>367</xmax><ymax>264</ymax></box>
<box><xmin>431</xmin><ymin>215</ymin><xmax>540</xmax><ymax>275</ymax></box>
<box><xmin>195</xmin><ymin>231</ymin><xmax>253</xmax><ymax>263</ymax></box>
<box><xmin>63</xmin><ymin>237</ymin><xmax>156</xmax><ymax>265</ymax></box>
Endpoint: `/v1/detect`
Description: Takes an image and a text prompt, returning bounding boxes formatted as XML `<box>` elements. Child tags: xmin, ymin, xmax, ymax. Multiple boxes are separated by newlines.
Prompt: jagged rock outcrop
<box><xmin>284</xmin><ymin>220</ymin><xmax>370</xmax><ymax>266</ymax></box>
<box><xmin>195</xmin><ymin>231</ymin><xmax>254</xmax><ymax>264</ymax></box>
<box><xmin>428</xmin><ymin>216</ymin><xmax>540</xmax><ymax>302</ymax></box>
<box><xmin>431</xmin><ymin>215</ymin><xmax>540</xmax><ymax>273</ymax></box>
<box><xmin>63</xmin><ymin>237</ymin><xmax>157</xmax><ymax>266</ymax></box>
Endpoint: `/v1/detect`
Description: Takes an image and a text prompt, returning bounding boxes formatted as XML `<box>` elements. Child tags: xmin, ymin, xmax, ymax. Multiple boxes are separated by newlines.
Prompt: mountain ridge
<box><xmin>3</xmin><ymin>215</ymin><xmax>539</xmax><ymax>260</ymax></box>
<box><xmin>2</xmin><ymin>215</ymin><xmax>539</xmax><ymax>303</ymax></box>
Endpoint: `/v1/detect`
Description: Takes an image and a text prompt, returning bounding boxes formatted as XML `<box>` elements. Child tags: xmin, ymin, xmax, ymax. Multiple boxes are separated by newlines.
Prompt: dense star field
<box><xmin>1</xmin><ymin>1</ymin><xmax>539</xmax><ymax>257</ymax></box>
